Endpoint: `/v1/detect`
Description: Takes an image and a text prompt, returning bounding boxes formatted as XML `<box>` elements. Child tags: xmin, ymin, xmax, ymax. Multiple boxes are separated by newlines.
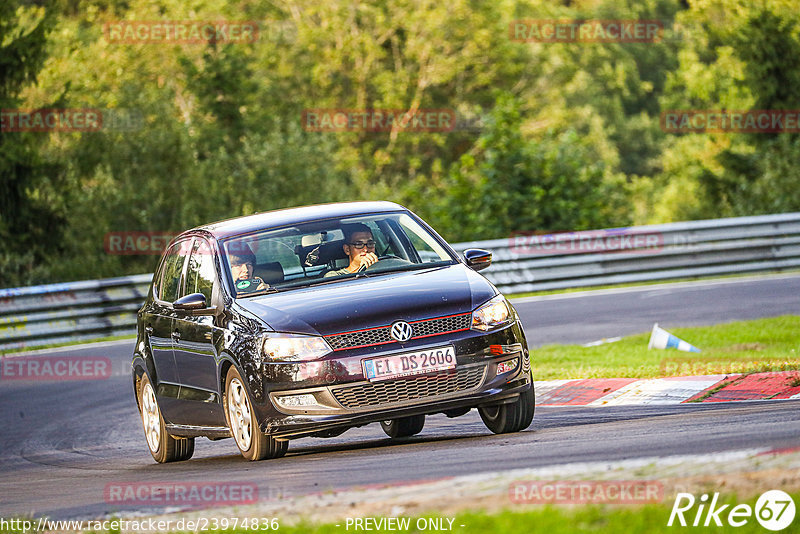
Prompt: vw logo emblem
<box><xmin>390</xmin><ymin>321</ymin><xmax>413</xmax><ymax>342</ymax></box>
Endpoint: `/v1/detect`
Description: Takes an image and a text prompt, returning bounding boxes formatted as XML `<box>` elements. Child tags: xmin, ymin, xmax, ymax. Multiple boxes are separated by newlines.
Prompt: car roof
<box><xmin>190</xmin><ymin>201</ymin><xmax>407</xmax><ymax>240</ymax></box>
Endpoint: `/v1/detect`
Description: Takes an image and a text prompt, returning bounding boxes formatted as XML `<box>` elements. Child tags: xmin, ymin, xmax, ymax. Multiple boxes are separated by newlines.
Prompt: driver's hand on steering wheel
<box><xmin>353</xmin><ymin>251</ymin><xmax>378</xmax><ymax>271</ymax></box>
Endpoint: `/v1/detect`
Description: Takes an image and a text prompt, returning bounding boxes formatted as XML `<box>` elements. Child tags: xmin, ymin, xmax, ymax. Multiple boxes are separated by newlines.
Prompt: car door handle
<box><xmin>145</xmin><ymin>325</ymin><xmax>154</xmax><ymax>334</ymax></box>
<box><xmin>171</xmin><ymin>330</ymin><xmax>181</xmax><ymax>341</ymax></box>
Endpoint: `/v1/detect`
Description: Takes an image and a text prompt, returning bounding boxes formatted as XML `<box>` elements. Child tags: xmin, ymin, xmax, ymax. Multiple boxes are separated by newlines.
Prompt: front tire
<box><xmin>224</xmin><ymin>367</ymin><xmax>288</xmax><ymax>461</ymax></box>
<box><xmin>478</xmin><ymin>380</ymin><xmax>535</xmax><ymax>434</ymax></box>
<box><xmin>380</xmin><ymin>414</ymin><xmax>425</xmax><ymax>438</ymax></box>
<box><xmin>138</xmin><ymin>374</ymin><xmax>194</xmax><ymax>463</ymax></box>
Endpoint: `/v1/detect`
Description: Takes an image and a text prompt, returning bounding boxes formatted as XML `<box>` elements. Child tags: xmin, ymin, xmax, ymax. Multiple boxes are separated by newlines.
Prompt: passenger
<box><xmin>228</xmin><ymin>247</ymin><xmax>268</xmax><ymax>293</ymax></box>
<box><xmin>324</xmin><ymin>223</ymin><xmax>378</xmax><ymax>277</ymax></box>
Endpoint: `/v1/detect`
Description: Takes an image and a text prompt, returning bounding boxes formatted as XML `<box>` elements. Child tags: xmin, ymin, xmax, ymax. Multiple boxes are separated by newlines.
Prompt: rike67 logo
<box><xmin>668</xmin><ymin>490</ymin><xmax>795</xmax><ymax>531</ymax></box>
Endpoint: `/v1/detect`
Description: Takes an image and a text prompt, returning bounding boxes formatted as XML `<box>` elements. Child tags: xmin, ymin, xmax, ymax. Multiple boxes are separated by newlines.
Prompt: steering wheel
<box><xmin>362</xmin><ymin>254</ymin><xmax>410</xmax><ymax>272</ymax></box>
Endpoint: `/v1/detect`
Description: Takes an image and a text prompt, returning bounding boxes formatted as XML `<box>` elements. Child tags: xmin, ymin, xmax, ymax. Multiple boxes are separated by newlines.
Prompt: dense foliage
<box><xmin>2</xmin><ymin>0</ymin><xmax>798</xmax><ymax>286</ymax></box>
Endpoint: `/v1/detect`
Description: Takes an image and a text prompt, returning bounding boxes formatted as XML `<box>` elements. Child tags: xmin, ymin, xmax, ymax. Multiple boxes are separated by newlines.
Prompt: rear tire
<box><xmin>138</xmin><ymin>374</ymin><xmax>195</xmax><ymax>463</ymax></box>
<box><xmin>224</xmin><ymin>367</ymin><xmax>288</xmax><ymax>461</ymax></box>
<box><xmin>380</xmin><ymin>414</ymin><xmax>425</xmax><ymax>438</ymax></box>
<box><xmin>478</xmin><ymin>379</ymin><xmax>535</xmax><ymax>434</ymax></box>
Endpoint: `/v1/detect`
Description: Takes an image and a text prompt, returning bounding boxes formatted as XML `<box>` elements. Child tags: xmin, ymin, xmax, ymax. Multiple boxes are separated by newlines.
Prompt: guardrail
<box><xmin>0</xmin><ymin>274</ymin><xmax>152</xmax><ymax>352</ymax></box>
<box><xmin>2</xmin><ymin>212</ymin><xmax>799</xmax><ymax>352</ymax></box>
<box><xmin>461</xmin><ymin>212</ymin><xmax>800</xmax><ymax>294</ymax></box>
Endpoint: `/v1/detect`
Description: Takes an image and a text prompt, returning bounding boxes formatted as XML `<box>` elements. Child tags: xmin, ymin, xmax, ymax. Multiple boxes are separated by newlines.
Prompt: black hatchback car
<box><xmin>132</xmin><ymin>201</ymin><xmax>533</xmax><ymax>462</ymax></box>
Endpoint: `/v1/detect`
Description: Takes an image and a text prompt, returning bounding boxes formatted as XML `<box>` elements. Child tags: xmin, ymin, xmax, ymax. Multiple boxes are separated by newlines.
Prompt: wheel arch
<box><xmin>132</xmin><ymin>346</ymin><xmax>158</xmax><ymax>413</ymax></box>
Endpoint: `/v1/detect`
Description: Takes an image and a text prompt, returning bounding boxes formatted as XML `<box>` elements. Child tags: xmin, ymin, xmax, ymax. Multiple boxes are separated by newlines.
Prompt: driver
<box><xmin>228</xmin><ymin>246</ymin><xmax>268</xmax><ymax>294</ymax></box>
<box><xmin>324</xmin><ymin>223</ymin><xmax>378</xmax><ymax>277</ymax></box>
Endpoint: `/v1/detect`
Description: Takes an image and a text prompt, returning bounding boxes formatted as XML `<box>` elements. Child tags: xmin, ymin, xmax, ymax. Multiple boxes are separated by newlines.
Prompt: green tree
<box><xmin>653</xmin><ymin>0</ymin><xmax>800</xmax><ymax>220</ymax></box>
<box><xmin>20</xmin><ymin>0</ymin><xmax>800</xmax><ymax>285</ymax></box>
<box><xmin>0</xmin><ymin>2</ymin><xmax>65</xmax><ymax>287</ymax></box>
<box><xmin>433</xmin><ymin>94</ymin><xmax>628</xmax><ymax>242</ymax></box>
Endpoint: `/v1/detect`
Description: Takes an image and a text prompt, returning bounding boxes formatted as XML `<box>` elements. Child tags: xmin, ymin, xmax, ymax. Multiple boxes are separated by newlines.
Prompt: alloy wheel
<box><xmin>228</xmin><ymin>377</ymin><xmax>253</xmax><ymax>451</ymax></box>
<box><xmin>141</xmin><ymin>382</ymin><xmax>161</xmax><ymax>452</ymax></box>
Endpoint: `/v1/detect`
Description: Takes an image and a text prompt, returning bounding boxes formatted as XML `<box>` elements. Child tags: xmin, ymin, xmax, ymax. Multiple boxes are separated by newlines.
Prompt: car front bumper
<box><xmin>255</xmin><ymin>321</ymin><xmax>532</xmax><ymax>438</ymax></box>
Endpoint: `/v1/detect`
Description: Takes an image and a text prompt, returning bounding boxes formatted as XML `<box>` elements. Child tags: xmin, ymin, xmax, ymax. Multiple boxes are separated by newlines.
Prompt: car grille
<box><xmin>330</xmin><ymin>365</ymin><xmax>486</xmax><ymax>409</ymax></box>
<box><xmin>324</xmin><ymin>312</ymin><xmax>472</xmax><ymax>351</ymax></box>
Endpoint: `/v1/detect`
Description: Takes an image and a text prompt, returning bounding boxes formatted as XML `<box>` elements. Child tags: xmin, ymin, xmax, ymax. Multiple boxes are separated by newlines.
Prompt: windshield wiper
<box><xmin>367</xmin><ymin>261</ymin><xmax>453</xmax><ymax>275</ymax></box>
<box><xmin>242</xmin><ymin>286</ymin><xmax>280</xmax><ymax>297</ymax></box>
<box><xmin>275</xmin><ymin>272</ymin><xmax>364</xmax><ymax>291</ymax></box>
<box><xmin>250</xmin><ymin>263</ymin><xmax>450</xmax><ymax>294</ymax></box>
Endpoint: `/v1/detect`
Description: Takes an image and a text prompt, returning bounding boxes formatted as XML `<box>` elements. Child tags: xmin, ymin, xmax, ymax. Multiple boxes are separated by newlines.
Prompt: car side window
<box><xmin>185</xmin><ymin>238</ymin><xmax>216</xmax><ymax>302</ymax></box>
<box><xmin>158</xmin><ymin>240</ymin><xmax>191</xmax><ymax>303</ymax></box>
<box><xmin>396</xmin><ymin>214</ymin><xmax>450</xmax><ymax>262</ymax></box>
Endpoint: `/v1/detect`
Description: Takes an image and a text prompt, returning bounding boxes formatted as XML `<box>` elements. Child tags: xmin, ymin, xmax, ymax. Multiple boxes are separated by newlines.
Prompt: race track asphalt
<box><xmin>1</xmin><ymin>274</ymin><xmax>798</xmax><ymax>519</ymax></box>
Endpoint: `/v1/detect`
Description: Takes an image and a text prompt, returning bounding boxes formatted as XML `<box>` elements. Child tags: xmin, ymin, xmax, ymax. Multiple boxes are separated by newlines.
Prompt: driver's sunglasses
<box><xmin>349</xmin><ymin>240</ymin><xmax>376</xmax><ymax>249</ymax></box>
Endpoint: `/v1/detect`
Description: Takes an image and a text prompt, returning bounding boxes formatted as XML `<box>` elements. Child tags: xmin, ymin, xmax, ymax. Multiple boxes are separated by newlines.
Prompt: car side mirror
<box><xmin>173</xmin><ymin>293</ymin><xmax>216</xmax><ymax>315</ymax></box>
<box><xmin>463</xmin><ymin>248</ymin><xmax>492</xmax><ymax>271</ymax></box>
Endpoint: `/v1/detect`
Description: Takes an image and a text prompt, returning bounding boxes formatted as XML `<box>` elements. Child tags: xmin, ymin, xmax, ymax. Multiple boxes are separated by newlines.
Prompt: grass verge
<box><xmin>532</xmin><ymin>315</ymin><xmax>800</xmax><ymax>380</ymax></box>
<box><xmin>8</xmin><ymin>491</ymin><xmax>793</xmax><ymax>533</ymax></box>
<box><xmin>210</xmin><ymin>490</ymin><xmax>800</xmax><ymax>534</ymax></box>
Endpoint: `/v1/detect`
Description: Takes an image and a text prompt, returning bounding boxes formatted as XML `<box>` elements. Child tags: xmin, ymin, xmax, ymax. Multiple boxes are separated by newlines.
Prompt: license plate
<box><xmin>362</xmin><ymin>346</ymin><xmax>456</xmax><ymax>382</ymax></box>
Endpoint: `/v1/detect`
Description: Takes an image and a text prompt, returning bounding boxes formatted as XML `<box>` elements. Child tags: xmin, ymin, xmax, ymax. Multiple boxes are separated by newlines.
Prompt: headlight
<box><xmin>471</xmin><ymin>294</ymin><xmax>512</xmax><ymax>331</ymax></box>
<box><xmin>261</xmin><ymin>334</ymin><xmax>331</xmax><ymax>362</ymax></box>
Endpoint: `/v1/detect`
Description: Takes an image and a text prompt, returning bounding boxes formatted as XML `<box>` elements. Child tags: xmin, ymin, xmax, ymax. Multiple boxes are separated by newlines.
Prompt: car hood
<box><xmin>233</xmin><ymin>264</ymin><xmax>497</xmax><ymax>336</ymax></box>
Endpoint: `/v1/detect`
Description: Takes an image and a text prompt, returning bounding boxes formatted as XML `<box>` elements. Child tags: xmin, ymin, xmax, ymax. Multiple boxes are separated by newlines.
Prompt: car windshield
<box><xmin>221</xmin><ymin>212</ymin><xmax>457</xmax><ymax>297</ymax></box>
